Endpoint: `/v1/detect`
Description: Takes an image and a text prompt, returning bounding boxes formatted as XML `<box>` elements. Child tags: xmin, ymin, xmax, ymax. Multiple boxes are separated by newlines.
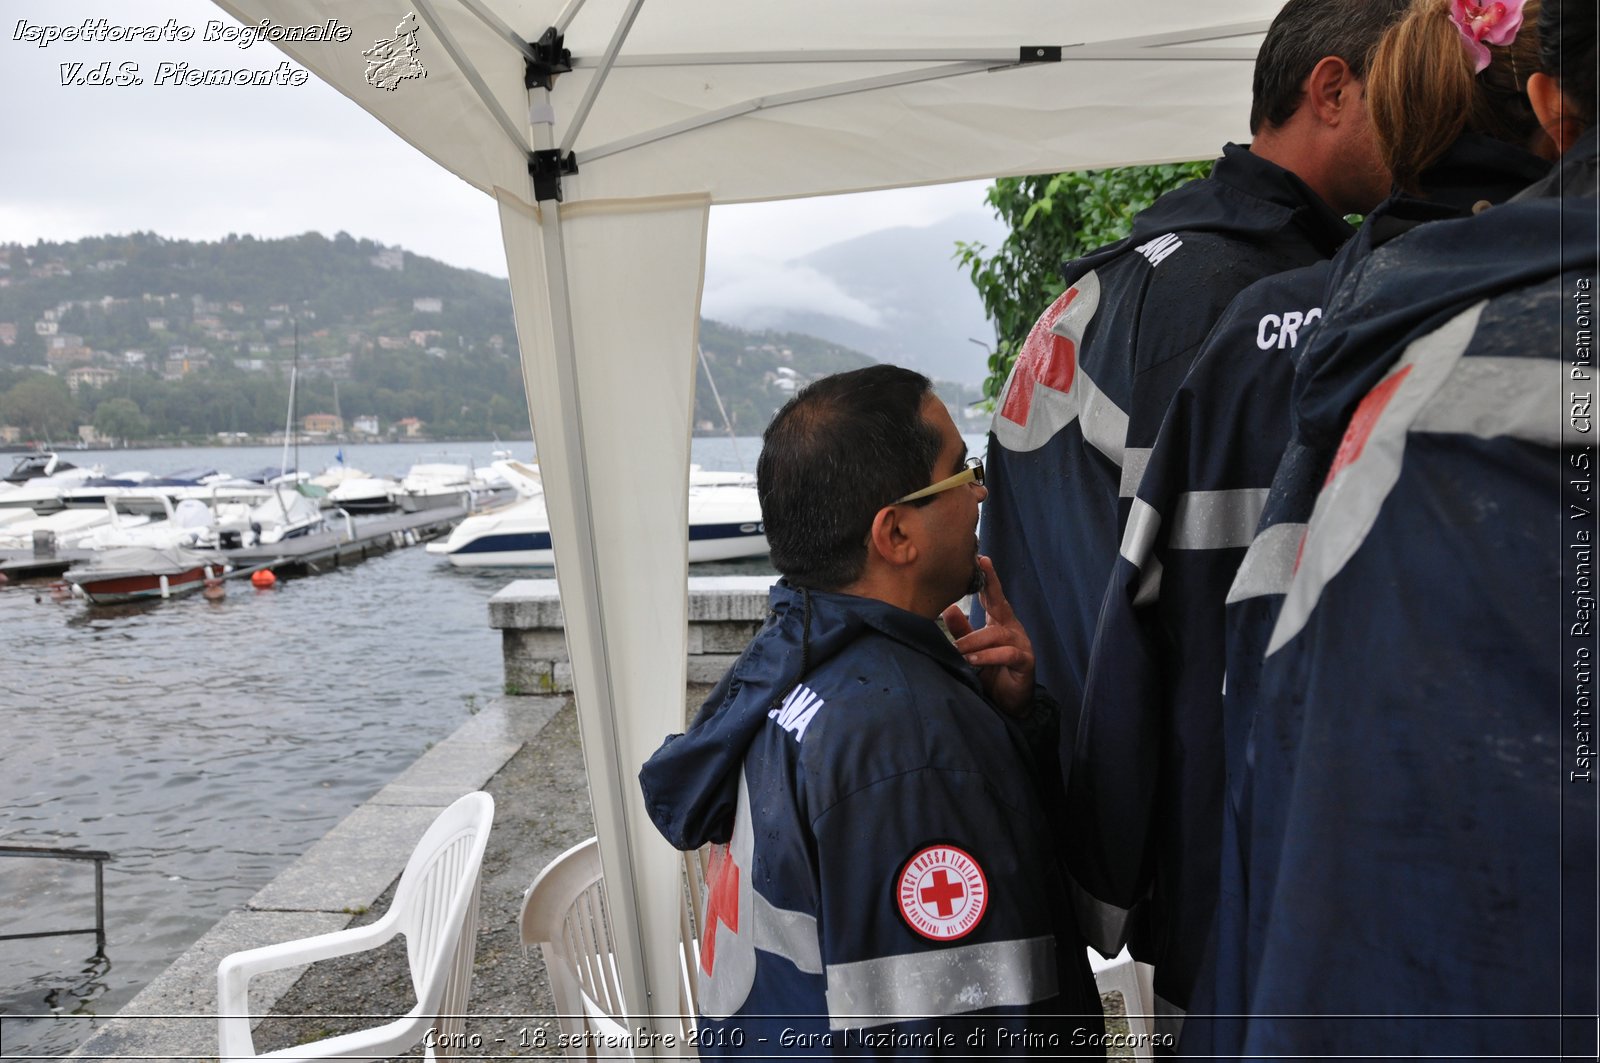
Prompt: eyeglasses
<box><xmin>889</xmin><ymin>456</ymin><xmax>984</xmax><ymax>505</ymax></box>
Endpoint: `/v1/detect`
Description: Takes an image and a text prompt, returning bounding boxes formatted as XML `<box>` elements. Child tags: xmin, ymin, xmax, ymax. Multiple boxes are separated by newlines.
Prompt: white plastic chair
<box><xmin>520</xmin><ymin>838</ymin><xmax>706</xmax><ymax>1059</ymax></box>
<box><xmin>217</xmin><ymin>791</ymin><xmax>495</xmax><ymax>1061</ymax></box>
<box><xmin>520</xmin><ymin>837</ymin><xmax>631</xmax><ymax>1058</ymax></box>
<box><xmin>1088</xmin><ymin>945</ymin><xmax>1153</xmax><ymax>1059</ymax></box>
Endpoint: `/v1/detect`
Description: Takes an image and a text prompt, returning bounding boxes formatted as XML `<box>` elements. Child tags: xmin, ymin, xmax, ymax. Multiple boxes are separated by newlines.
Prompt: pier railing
<box><xmin>0</xmin><ymin>844</ymin><xmax>111</xmax><ymax>952</ymax></box>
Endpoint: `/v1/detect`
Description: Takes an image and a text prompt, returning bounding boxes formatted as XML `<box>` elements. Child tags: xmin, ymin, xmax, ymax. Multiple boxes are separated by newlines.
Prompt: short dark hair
<box><xmin>1250</xmin><ymin>0</ymin><xmax>1412</xmax><ymax>134</ymax></box>
<box><xmin>757</xmin><ymin>365</ymin><xmax>943</xmax><ymax>591</ymax></box>
<box><xmin>1540</xmin><ymin>0</ymin><xmax>1598</xmax><ymax>127</ymax></box>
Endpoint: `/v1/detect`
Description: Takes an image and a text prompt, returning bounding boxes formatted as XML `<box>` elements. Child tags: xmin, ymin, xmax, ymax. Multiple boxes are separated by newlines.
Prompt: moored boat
<box><xmin>426</xmin><ymin>469</ymin><xmax>766</xmax><ymax>567</ymax></box>
<box><xmin>63</xmin><ymin>546</ymin><xmax>229</xmax><ymax>604</ymax></box>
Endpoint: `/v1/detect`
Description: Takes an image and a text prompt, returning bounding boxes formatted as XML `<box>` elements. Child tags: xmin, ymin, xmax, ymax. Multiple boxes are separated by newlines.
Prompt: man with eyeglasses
<box><xmin>641</xmin><ymin>365</ymin><xmax>1105</xmax><ymax>1056</ymax></box>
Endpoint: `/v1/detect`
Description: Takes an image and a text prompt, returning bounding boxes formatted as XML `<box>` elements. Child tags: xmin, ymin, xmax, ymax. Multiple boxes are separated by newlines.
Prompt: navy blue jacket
<box><xmin>639</xmin><ymin>581</ymin><xmax>1103</xmax><ymax>1057</ymax></box>
<box><xmin>1065</xmin><ymin>135</ymin><xmax>1550</xmax><ymax>1041</ymax></box>
<box><xmin>979</xmin><ymin>145</ymin><xmax>1351</xmax><ymax>735</ymax></box>
<box><xmin>978</xmin><ymin>144</ymin><xmax>1351</xmax><ymax>1030</ymax></box>
<box><xmin>1210</xmin><ymin>127</ymin><xmax>1598</xmax><ymax>1059</ymax></box>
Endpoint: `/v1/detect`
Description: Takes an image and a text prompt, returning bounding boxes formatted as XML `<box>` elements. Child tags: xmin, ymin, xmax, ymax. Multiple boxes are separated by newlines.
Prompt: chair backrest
<box><xmin>521</xmin><ymin>837</ymin><xmax>709</xmax><ymax>1058</ymax></box>
<box><xmin>678</xmin><ymin>846</ymin><xmax>711</xmax><ymax>1033</ymax></box>
<box><xmin>521</xmin><ymin>838</ymin><xmax>627</xmax><ymax>1057</ymax></box>
<box><xmin>392</xmin><ymin>791</ymin><xmax>496</xmax><ymax>1052</ymax></box>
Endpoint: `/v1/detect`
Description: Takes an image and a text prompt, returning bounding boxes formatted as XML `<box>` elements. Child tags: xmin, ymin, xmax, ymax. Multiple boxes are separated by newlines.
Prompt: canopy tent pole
<box><xmin>510</xmin><ymin>71</ymin><xmax>689</xmax><ymax>1038</ymax></box>
<box><xmin>532</xmin><ymin>199</ymin><xmax>662</xmax><ymax>1031</ymax></box>
<box><xmin>450</xmin><ymin>0</ymin><xmax>539</xmax><ymax>59</ymax></box>
<box><xmin>413</xmin><ymin>0</ymin><xmax>531</xmax><ymax>152</ymax></box>
<box><xmin>578</xmin><ymin>60</ymin><xmax>1008</xmax><ymax>165</ymax></box>
<box><xmin>558</xmin><ymin>0</ymin><xmax>650</xmax><ymax>158</ymax></box>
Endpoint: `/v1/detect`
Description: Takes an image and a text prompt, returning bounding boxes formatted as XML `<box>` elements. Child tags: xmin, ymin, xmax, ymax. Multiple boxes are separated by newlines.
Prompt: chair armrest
<box><xmin>217</xmin><ymin>918</ymin><xmax>399</xmax><ymax>1059</ymax></box>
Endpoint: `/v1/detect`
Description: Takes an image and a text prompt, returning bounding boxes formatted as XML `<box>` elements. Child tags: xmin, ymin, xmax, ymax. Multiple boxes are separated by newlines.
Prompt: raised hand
<box><xmin>941</xmin><ymin>555</ymin><xmax>1035</xmax><ymax>717</ymax></box>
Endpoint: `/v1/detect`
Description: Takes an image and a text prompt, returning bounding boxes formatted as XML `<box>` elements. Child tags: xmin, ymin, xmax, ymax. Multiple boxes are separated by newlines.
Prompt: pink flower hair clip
<box><xmin>1449</xmin><ymin>0</ymin><xmax>1526</xmax><ymax>74</ymax></box>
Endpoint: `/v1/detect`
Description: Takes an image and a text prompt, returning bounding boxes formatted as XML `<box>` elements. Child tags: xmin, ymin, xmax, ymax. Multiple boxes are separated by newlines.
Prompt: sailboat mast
<box><xmin>280</xmin><ymin>321</ymin><xmax>299</xmax><ymax>478</ymax></box>
<box><xmin>292</xmin><ymin>320</ymin><xmax>300</xmax><ymax>479</ymax></box>
<box><xmin>696</xmin><ymin>345</ymin><xmax>744</xmax><ymax>471</ymax></box>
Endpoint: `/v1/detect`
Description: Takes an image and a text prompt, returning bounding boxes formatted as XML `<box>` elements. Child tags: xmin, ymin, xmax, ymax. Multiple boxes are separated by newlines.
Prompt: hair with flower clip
<box><xmin>1368</xmin><ymin>0</ymin><xmax>1545</xmax><ymax>192</ymax></box>
<box><xmin>1450</xmin><ymin>0</ymin><xmax>1527</xmax><ymax>73</ymax></box>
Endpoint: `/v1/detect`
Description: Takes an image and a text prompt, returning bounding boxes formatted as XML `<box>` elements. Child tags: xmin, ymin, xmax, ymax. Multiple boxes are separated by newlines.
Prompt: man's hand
<box><xmin>942</xmin><ymin>555</ymin><xmax>1035</xmax><ymax>718</ymax></box>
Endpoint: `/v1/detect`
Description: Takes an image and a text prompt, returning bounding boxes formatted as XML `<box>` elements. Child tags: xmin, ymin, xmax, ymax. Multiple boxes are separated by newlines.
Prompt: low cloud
<box><xmin>702</xmin><ymin>257</ymin><xmax>884</xmax><ymax>329</ymax></box>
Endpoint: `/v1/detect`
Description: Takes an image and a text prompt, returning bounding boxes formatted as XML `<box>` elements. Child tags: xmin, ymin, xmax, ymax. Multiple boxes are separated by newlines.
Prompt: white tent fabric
<box><xmin>215</xmin><ymin>0</ymin><xmax>1277</xmax><ymax>1033</ymax></box>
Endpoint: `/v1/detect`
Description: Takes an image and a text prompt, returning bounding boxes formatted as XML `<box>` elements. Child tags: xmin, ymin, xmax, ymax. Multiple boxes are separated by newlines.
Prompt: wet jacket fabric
<box><xmin>1066</xmin><ymin>135</ymin><xmax>1550</xmax><ymax>1042</ymax></box>
<box><xmin>977</xmin><ymin>143</ymin><xmax>1351</xmax><ymax>1027</ymax></box>
<box><xmin>638</xmin><ymin>580</ymin><xmax>1104</xmax><ymax>1057</ymax></box>
<box><xmin>980</xmin><ymin>147</ymin><xmax>1351</xmax><ymax>732</ymax></box>
<box><xmin>1207</xmin><ymin>127</ymin><xmax>1599</xmax><ymax>1059</ymax></box>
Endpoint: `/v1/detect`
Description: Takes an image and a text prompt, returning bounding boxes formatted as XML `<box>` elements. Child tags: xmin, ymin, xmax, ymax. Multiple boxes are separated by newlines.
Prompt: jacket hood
<box><xmin>1061</xmin><ymin>143</ymin><xmax>1354</xmax><ymax>282</ymax></box>
<box><xmin>1291</xmin><ymin>182</ymin><xmax>1597</xmax><ymax>454</ymax></box>
<box><xmin>638</xmin><ymin>580</ymin><xmax>972</xmax><ymax>851</ymax></box>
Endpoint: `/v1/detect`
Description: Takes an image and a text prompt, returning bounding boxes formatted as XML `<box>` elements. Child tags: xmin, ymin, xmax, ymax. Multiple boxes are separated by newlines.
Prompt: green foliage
<box><xmin>955</xmin><ymin>162</ymin><xmax>1213</xmax><ymax>403</ymax></box>
<box><xmin>93</xmin><ymin>397</ymin><xmax>147</xmax><ymax>445</ymax></box>
<box><xmin>1</xmin><ymin>374</ymin><xmax>78</xmax><ymax>439</ymax></box>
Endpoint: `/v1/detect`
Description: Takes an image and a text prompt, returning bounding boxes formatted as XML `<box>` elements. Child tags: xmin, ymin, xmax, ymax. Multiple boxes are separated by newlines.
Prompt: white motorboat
<box><xmin>76</xmin><ymin>497</ymin><xmax>216</xmax><ymax>552</ymax></box>
<box><xmin>0</xmin><ymin>463</ymin><xmax>105</xmax><ymax>512</ymax></box>
<box><xmin>396</xmin><ymin>459</ymin><xmax>520</xmax><ymax>514</ymax></box>
<box><xmin>200</xmin><ymin>486</ymin><xmax>330</xmax><ymax>549</ymax></box>
<box><xmin>4</xmin><ymin>451</ymin><xmax>82</xmax><ymax>484</ymax></box>
<box><xmin>426</xmin><ymin>468</ymin><xmax>767</xmax><ymax>567</ymax></box>
<box><xmin>0</xmin><ymin>505</ymin><xmax>121</xmax><ymax>549</ymax></box>
<box><xmin>326</xmin><ymin>476</ymin><xmax>401</xmax><ymax>513</ymax></box>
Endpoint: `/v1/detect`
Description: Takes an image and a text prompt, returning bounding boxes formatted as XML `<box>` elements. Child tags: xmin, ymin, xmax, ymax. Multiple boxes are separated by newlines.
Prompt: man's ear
<box><xmin>866</xmin><ymin>505</ymin><xmax>919</xmax><ymax>567</ymax></box>
<box><xmin>1528</xmin><ymin>72</ymin><xmax>1583</xmax><ymax>156</ymax></box>
<box><xmin>1304</xmin><ymin>55</ymin><xmax>1357</xmax><ymax>127</ymax></box>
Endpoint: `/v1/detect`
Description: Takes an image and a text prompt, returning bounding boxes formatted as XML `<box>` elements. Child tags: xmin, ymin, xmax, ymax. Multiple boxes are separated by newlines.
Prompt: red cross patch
<box><xmin>992</xmin><ymin>269</ymin><xmax>1102</xmax><ymax>453</ymax></box>
<box><xmin>1324</xmin><ymin>365</ymin><xmax>1413</xmax><ymax>487</ymax></box>
<box><xmin>700</xmin><ymin>842</ymin><xmax>741</xmax><ymax>975</ymax></box>
<box><xmin>1000</xmin><ymin>286</ymin><xmax>1081</xmax><ymax>428</ymax></box>
<box><xmin>896</xmin><ymin>844</ymin><xmax>988</xmax><ymax>941</ymax></box>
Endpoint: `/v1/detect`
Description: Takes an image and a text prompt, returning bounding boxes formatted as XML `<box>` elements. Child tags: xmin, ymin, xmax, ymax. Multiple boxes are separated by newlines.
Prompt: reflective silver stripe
<box><xmin>1269</xmin><ymin>302</ymin><xmax>1485</xmax><ymax>656</ymax></box>
<box><xmin>1067</xmin><ymin>873</ymin><xmax>1132</xmax><ymax>958</ymax></box>
<box><xmin>1133</xmin><ymin>555</ymin><xmax>1163</xmax><ymax>607</ymax></box>
<box><xmin>700</xmin><ymin>769</ymin><xmax>759</xmax><ymax>1018</ymax></box>
<box><xmin>1119</xmin><ymin>446</ymin><xmax>1153</xmax><ymax>497</ymax></box>
<box><xmin>824</xmin><ymin>936</ymin><xmax>1058</xmax><ymax>1030</ymax></box>
<box><xmin>1078</xmin><ymin>366</ymin><xmax>1130</xmax><ymax>468</ymax></box>
<box><xmin>1225</xmin><ymin>522</ymin><xmax>1305</xmax><ymax>604</ymax></box>
<box><xmin>1119</xmin><ymin>498</ymin><xmax>1162</xmax><ymax>567</ymax></box>
<box><xmin>1412</xmin><ymin>355</ymin><xmax>1575</xmax><ymax>446</ymax></box>
<box><xmin>1169</xmin><ymin>488</ymin><xmax>1270</xmax><ymax>550</ymax></box>
<box><xmin>1154</xmin><ymin>993</ymin><xmax>1186</xmax><ymax>1041</ymax></box>
<box><xmin>753</xmin><ymin>890</ymin><xmax>822</xmax><ymax>975</ymax></box>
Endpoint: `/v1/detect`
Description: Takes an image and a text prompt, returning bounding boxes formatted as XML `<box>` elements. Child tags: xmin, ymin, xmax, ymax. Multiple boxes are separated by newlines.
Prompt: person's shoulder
<box><xmin>788</xmin><ymin>635</ymin><xmax>983</xmax><ymax>772</ymax></box>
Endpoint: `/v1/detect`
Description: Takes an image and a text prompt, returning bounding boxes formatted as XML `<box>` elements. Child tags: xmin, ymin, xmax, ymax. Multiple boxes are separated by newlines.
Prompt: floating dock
<box><xmin>0</xmin><ymin>507</ymin><xmax>468</xmax><ymax>585</ymax></box>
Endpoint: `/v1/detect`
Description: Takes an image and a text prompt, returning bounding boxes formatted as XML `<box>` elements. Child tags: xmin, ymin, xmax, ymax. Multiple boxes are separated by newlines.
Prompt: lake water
<box><xmin>0</xmin><ymin>437</ymin><xmax>774</xmax><ymax>1058</ymax></box>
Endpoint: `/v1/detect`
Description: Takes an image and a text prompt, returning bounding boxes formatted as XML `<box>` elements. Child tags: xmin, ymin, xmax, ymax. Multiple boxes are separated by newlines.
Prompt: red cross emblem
<box><xmin>1324</xmin><ymin>365</ymin><xmax>1413</xmax><ymax>487</ymax></box>
<box><xmin>700</xmin><ymin>843</ymin><xmax>740</xmax><ymax>975</ymax></box>
<box><xmin>896</xmin><ymin>844</ymin><xmax>988</xmax><ymax>941</ymax></box>
<box><xmin>1000</xmin><ymin>286</ymin><xmax>1082</xmax><ymax>428</ymax></box>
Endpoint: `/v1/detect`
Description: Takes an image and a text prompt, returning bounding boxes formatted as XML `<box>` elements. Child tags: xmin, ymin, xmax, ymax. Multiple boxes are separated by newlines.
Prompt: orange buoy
<box><xmin>0</xmin><ymin>571</ymin><xmax>9</xmax><ymax>585</ymax></box>
<box><xmin>49</xmin><ymin>581</ymin><xmax>72</xmax><ymax>602</ymax></box>
<box><xmin>250</xmin><ymin>569</ymin><xmax>278</xmax><ymax>589</ymax></box>
<box><xmin>202</xmin><ymin>578</ymin><xmax>226</xmax><ymax>601</ymax></box>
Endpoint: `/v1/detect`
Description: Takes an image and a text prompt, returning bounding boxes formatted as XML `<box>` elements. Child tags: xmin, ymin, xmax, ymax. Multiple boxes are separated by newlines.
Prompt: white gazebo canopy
<box><xmin>216</xmin><ymin>0</ymin><xmax>1274</xmax><ymax>1032</ymax></box>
